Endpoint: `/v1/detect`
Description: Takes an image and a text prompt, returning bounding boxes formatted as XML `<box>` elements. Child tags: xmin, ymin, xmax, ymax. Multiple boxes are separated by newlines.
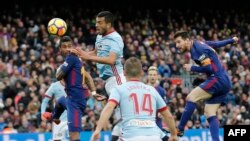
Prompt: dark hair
<box><xmin>174</xmin><ymin>31</ymin><xmax>190</xmax><ymax>39</ymax></box>
<box><xmin>59</xmin><ymin>36</ymin><xmax>72</xmax><ymax>47</ymax></box>
<box><xmin>124</xmin><ymin>57</ymin><xmax>142</xmax><ymax>77</ymax></box>
<box><xmin>97</xmin><ymin>11</ymin><xmax>114</xmax><ymax>26</ymax></box>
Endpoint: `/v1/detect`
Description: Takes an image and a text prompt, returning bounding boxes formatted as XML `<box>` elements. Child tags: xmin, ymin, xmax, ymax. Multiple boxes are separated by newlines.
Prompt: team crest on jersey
<box><xmin>63</xmin><ymin>62</ymin><xmax>68</xmax><ymax>67</ymax></box>
<box><xmin>97</xmin><ymin>44</ymin><xmax>102</xmax><ymax>49</ymax></box>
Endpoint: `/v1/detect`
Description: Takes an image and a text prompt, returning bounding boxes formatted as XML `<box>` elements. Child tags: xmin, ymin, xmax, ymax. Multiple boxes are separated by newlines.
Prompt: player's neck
<box><xmin>126</xmin><ymin>77</ymin><xmax>141</xmax><ymax>82</ymax></box>
<box><xmin>103</xmin><ymin>28</ymin><xmax>115</xmax><ymax>36</ymax></box>
<box><xmin>149</xmin><ymin>82</ymin><xmax>157</xmax><ymax>87</ymax></box>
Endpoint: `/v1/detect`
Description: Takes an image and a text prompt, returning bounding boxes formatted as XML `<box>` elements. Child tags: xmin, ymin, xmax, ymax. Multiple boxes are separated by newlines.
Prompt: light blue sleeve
<box><xmin>108</xmin><ymin>87</ymin><xmax>120</xmax><ymax>105</ymax></box>
<box><xmin>41</xmin><ymin>83</ymin><xmax>54</xmax><ymax>113</ymax></box>
<box><xmin>41</xmin><ymin>97</ymin><xmax>50</xmax><ymax>113</ymax></box>
<box><xmin>108</xmin><ymin>40</ymin><xmax>121</xmax><ymax>56</ymax></box>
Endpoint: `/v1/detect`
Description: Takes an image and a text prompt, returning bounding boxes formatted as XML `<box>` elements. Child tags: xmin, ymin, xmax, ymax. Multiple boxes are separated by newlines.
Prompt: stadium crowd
<box><xmin>0</xmin><ymin>5</ymin><xmax>249</xmax><ymax>133</ymax></box>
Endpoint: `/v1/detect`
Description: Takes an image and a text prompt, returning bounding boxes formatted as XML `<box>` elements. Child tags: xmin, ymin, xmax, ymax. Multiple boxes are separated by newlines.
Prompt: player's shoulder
<box><xmin>193</xmin><ymin>40</ymin><xmax>211</xmax><ymax>52</ymax></box>
<box><xmin>141</xmin><ymin>83</ymin><xmax>157</xmax><ymax>93</ymax></box>
<box><xmin>96</xmin><ymin>35</ymin><xmax>102</xmax><ymax>40</ymax></box>
<box><xmin>105</xmin><ymin>32</ymin><xmax>123</xmax><ymax>42</ymax></box>
<box><xmin>156</xmin><ymin>85</ymin><xmax>165</xmax><ymax>91</ymax></box>
<box><xmin>49</xmin><ymin>81</ymin><xmax>60</xmax><ymax>87</ymax></box>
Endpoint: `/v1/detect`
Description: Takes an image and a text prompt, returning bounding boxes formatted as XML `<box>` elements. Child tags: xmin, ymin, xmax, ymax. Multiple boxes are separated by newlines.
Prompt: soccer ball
<box><xmin>47</xmin><ymin>18</ymin><xmax>67</xmax><ymax>36</ymax></box>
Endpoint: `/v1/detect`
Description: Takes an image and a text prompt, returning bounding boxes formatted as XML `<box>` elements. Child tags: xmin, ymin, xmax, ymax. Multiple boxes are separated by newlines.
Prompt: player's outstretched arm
<box><xmin>83</xmin><ymin>52</ymin><xmax>117</xmax><ymax>65</ymax></box>
<box><xmin>68</xmin><ymin>47</ymin><xmax>116</xmax><ymax>65</ymax></box>
<box><xmin>87</xmin><ymin>48</ymin><xmax>97</xmax><ymax>56</ymax></box>
<box><xmin>160</xmin><ymin>109</ymin><xmax>178</xmax><ymax>141</ymax></box>
<box><xmin>41</xmin><ymin>97</ymin><xmax>50</xmax><ymax>121</ymax></box>
<box><xmin>90</xmin><ymin>101</ymin><xmax>116</xmax><ymax>141</ymax></box>
<box><xmin>205</xmin><ymin>36</ymin><xmax>239</xmax><ymax>48</ymax></box>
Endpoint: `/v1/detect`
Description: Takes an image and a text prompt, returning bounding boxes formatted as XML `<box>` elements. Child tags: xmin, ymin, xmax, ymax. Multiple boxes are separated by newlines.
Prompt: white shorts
<box><xmin>120</xmin><ymin>135</ymin><xmax>162</xmax><ymax>141</ymax></box>
<box><xmin>105</xmin><ymin>73</ymin><xmax>126</xmax><ymax>137</ymax></box>
<box><xmin>105</xmin><ymin>73</ymin><xmax>126</xmax><ymax>95</ymax></box>
<box><xmin>111</xmin><ymin>122</ymin><xmax>121</xmax><ymax>136</ymax></box>
<box><xmin>52</xmin><ymin>121</ymin><xmax>69</xmax><ymax>140</ymax></box>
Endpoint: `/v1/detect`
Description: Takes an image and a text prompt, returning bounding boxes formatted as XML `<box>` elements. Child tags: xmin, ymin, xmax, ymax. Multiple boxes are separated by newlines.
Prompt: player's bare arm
<box><xmin>86</xmin><ymin>48</ymin><xmax>97</xmax><ymax>56</ymax></box>
<box><xmin>85</xmin><ymin>72</ymin><xmax>107</xmax><ymax>101</ymax></box>
<box><xmin>72</xmin><ymin>49</ymin><xmax>117</xmax><ymax>65</ymax></box>
<box><xmin>85</xmin><ymin>72</ymin><xmax>96</xmax><ymax>92</ymax></box>
<box><xmin>90</xmin><ymin>101</ymin><xmax>116</xmax><ymax>141</ymax></box>
<box><xmin>67</xmin><ymin>47</ymin><xmax>97</xmax><ymax>57</ymax></box>
<box><xmin>56</xmin><ymin>66</ymin><xmax>66</xmax><ymax>80</ymax></box>
<box><xmin>69</xmin><ymin>47</ymin><xmax>117</xmax><ymax>65</ymax></box>
<box><xmin>160</xmin><ymin>109</ymin><xmax>178</xmax><ymax>141</ymax></box>
<box><xmin>87</xmin><ymin>52</ymin><xmax>117</xmax><ymax>65</ymax></box>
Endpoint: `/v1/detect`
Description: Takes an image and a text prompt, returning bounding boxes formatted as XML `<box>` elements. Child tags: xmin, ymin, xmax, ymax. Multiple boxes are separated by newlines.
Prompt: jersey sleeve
<box><xmin>60</xmin><ymin>55</ymin><xmax>76</xmax><ymax>74</ymax></box>
<box><xmin>108</xmin><ymin>87</ymin><xmax>120</xmax><ymax>106</ymax></box>
<box><xmin>44</xmin><ymin>83</ymin><xmax>55</xmax><ymax>98</ymax></box>
<box><xmin>107</xmin><ymin>40</ymin><xmax>121</xmax><ymax>56</ymax></box>
<box><xmin>41</xmin><ymin>83</ymin><xmax>55</xmax><ymax>113</ymax></box>
<box><xmin>205</xmin><ymin>38</ymin><xmax>234</xmax><ymax>48</ymax></box>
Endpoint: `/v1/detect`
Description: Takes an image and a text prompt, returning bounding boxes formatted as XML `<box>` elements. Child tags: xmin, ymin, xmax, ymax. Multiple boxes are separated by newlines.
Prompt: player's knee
<box><xmin>204</xmin><ymin>108</ymin><xmax>216</xmax><ymax>118</ymax></box>
<box><xmin>186</xmin><ymin>94</ymin><xmax>197</xmax><ymax>103</ymax></box>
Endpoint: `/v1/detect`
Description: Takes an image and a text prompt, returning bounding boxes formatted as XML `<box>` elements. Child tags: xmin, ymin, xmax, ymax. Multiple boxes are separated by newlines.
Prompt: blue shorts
<box><xmin>66</xmin><ymin>98</ymin><xmax>86</xmax><ymax>132</ymax></box>
<box><xmin>199</xmin><ymin>76</ymin><xmax>232</xmax><ymax>104</ymax></box>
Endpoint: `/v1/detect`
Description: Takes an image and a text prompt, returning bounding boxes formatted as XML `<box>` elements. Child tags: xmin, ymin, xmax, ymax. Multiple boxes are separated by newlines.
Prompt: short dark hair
<box><xmin>59</xmin><ymin>36</ymin><xmax>72</xmax><ymax>47</ymax></box>
<box><xmin>174</xmin><ymin>31</ymin><xmax>190</xmax><ymax>39</ymax></box>
<box><xmin>124</xmin><ymin>57</ymin><xmax>142</xmax><ymax>77</ymax></box>
<box><xmin>97</xmin><ymin>11</ymin><xmax>114</xmax><ymax>26</ymax></box>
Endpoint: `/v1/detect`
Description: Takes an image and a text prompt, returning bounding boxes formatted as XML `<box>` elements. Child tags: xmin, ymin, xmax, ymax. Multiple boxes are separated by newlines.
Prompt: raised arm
<box><xmin>205</xmin><ymin>37</ymin><xmax>239</xmax><ymax>48</ymax></box>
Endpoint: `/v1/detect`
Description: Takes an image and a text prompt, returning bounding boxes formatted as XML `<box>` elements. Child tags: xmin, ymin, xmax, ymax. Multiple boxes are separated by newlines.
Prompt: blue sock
<box><xmin>178</xmin><ymin>101</ymin><xmax>197</xmax><ymax>131</ymax></box>
<box><xmin>52</xmin><ymin>103</ymin><xmax>65</xmax><ymax>119</ymax></box>
<box><xmin>207</xmin><ymin>116</ymin><xmax>220</xmax><ymax>141</ymax></box>
<box><xmin>53</xmin><ymin>97</ymin><xmax>66</xmax><ymax>119</ymax></box>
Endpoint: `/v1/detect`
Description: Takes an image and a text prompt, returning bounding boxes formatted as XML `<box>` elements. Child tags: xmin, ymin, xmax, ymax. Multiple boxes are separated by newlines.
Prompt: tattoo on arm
<box><xmin>85</xmin><ymin>72</ymin><xmax>96</xmax><ymax>92</ymax></box>
<box><xmin>56</xmin><ymin>67</ymin><xmax>65</xmax><ymax>80</ymax></box>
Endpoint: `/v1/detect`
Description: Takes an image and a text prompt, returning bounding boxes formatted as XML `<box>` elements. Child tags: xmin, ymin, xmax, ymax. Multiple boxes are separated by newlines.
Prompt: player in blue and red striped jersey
<box><xmin>173</xmin><ymin>31</ymin><xmax>239</xmax><ymax>141</ymax></box>
<box><xmin>55</xmin><ymin>36</ymin><xmax>89</xmax><ymax>141</ymax></box>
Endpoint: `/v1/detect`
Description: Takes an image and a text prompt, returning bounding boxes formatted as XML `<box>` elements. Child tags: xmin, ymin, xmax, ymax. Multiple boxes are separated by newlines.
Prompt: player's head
<box><xmin>174</xmin><ymin>31</ymin><xmax>191</xmax><ymax>53</ymax></box>
<box><xmin>96</xmin><ymin>11</ymin><xmax>114</xmax><ymax>35</ymax></box>
<box><xmin>124</xmin><ymin>57</ymin><xmax>143</xmax><ymax>79</ymax></box>
<box><xmin>59</xmin><ymin>36</ymin><xmax>73</xmax><ymax>56</ymax></box>
<box><xmin>147</xmin><ymin>66</ymin><xmax>159</xmax><ymax>85</ymax></box>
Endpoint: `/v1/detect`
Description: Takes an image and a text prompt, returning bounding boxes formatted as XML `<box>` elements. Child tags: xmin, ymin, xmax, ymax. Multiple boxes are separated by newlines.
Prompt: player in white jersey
<box><xmin>68</xmin><ymin>11</ymin><xmax>126</xmax><ymax>140</ymax></box>
<box><xmin>41</xmin><ymin>80</ymin><xmax>69</xmax><ymax>141</ymax></box>
<box><xmin>90</xmin><ymin>57</ymin><xmax>178</xmax><ymax>141</ymax></box>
